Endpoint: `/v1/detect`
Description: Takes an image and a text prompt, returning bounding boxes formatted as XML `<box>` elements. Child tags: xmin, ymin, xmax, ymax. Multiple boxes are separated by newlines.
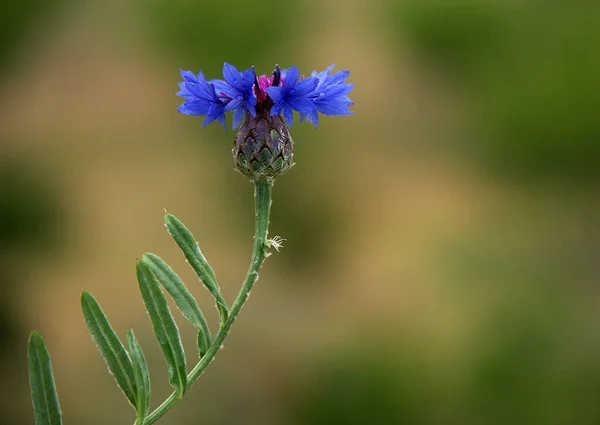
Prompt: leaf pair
<box><xmin>141</xmin><ymin>253</ymin><xmax>211</xmax><ymax>356</ymax></box>
<box><xmin>136</xmin><ymin>260</ymin><xmax>187</xmax><ymax>398</ymax></box>
<box><xmin>81</xmin><ymin>292</ymin><xmax>152</xmax><ymax>423</ymax></box>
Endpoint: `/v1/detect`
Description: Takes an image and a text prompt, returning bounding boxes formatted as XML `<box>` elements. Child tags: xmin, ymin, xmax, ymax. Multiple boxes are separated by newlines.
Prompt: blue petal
<box><xmin>211</xmin><ymin>79</ymin><xmax>231</xmax><ymax>96</ymax></box>
<box><xmin>177</xmin><ymin>104</ymin><xmax>190</xmax><ymax>114</ymax></box>
<box><xmin>293</xmin><ymin>77</ymin><xmax>318</xmax><ymax>97</ymax></box>
<box><xmin>222</xmin><ymin>62</ymin><xmax>243</xmax><ymax>88</ymax></box>
<box><xmin>194</xmin><ymin>71</ymin><xmax>216</xmax><ymax>100</ymax></box>
<box><xmin>180</xmin><ymin>69</ymin><xmax>198</xmax><ymax>84</ymax></box>
<box><xmin>280</xmin><ymin>68</ymin><xmax>288</xmax><ymax>81</ymax></box>
<box><xmin>328</xmin><ymin>69</ymin><xmax>350</xmax><ymax>86</ymax></box>
<box><xmin>232</xmin><ymin>108</ymin><xmax>245</xmax><ymax>129</ymax></box>
<box><xmin>311</xmin><ymin>65</ymin><xmax>350</xmax><ymax>94</ymax></box>
<box><xmin>176</xmin><ymin>82</ymin><xmax>191</xmax><ymax>97</ymax></box>
<box><xmin>315</xmin><ymin>99</ymin><xmax>353</xmax><ymax>115</ymax></box>
<box><xmin>283</xmin><ymin>105</ymin><xmax>294</xmax><ymax>127</ymax></box>
<box><xmin>266</xmin><ymin>86</ymin><xmax>284</xmax><ymax>103</ymax></box>
<box><xmin>304</xmin><ymin>109</ymin><xmax>320</xmax><ymax>128</ymax></box>
<box><xmin>289</xmin><ymin>98</ymin><xmax>316</xmax><ymax>115</ymax></box>
<box><xmin>324</xmin><ymin>83</ymin><xmax>354</xmax><ymax>98</ymax></box>
<box><xmin>285</xmin><ymin>66</ymin><xmax>300</xmax><ymax>88</ymax></box>
<box><xmin>204</xmin><ymin>103</ymin><xmax>226</xmax><ymax>128</ymax></box>
<box><xmin>178</xmin><ymin>99</ymin><xmax>212</xmax><ymax>115</ymax></box>
<box><xmin>247</xmin><ymin>91</ymin><xmax>257</xmax><ymax>104</ymax></box>
<box><xmin>270</xmin><ymin>102</ymin><xmax>284</xmax><ymax>116</ymax></box>
<box><xmin>241</xmin><ymin>68</ymin><xmax>256</xmax><ymax>88</ymax></box>
<box><xmin>185</xmin><ymin>82</ymin><xmax>210</xmax><ymax>100</ymax></box>
<box><xmin>310</xmin><ymin>64</ymin><xmax>335</xmax><ymax>86</ymax></box>
<box><xmin>202</xmin><ymin>115</ymin><xmax>213</xmax><ymax>126</ymax></box>
<box><xmin>247</xmin><ymin>102</ymin><xmax>257</xmax><ymax>117</ymax></box>
<box><xmin>224</xmin><ymin>97</ymin><xmax>243</xmax><ymax>112</ymax></box>
<box><xmin>216</xmin><ymin>113</ymin><xmax>226</xmax><ymax>129</ymax></box>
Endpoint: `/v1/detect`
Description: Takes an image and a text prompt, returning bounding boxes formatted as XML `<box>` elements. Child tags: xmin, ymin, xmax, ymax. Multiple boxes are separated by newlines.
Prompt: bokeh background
<box><xmin>1</xmin><ymin>0</ymin><xmax>600</xmax><ymax>424</ymax></box>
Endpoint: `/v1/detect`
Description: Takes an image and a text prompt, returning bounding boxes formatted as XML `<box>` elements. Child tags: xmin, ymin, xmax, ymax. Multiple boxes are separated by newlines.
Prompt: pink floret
<box><xmin>255</xmin><ymin>74</ymin><xmax>275</xmax><ymax>101</ymax></box>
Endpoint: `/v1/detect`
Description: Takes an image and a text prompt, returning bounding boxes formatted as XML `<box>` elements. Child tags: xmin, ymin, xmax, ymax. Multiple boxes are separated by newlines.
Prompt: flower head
<box><xmin>177</xmin><ymin>62</ymin><xmax>353</xmax><ymax>130</ymax></box>
<box><xmin>177</xmin><ymin>62</ymin><xmax>354</xmax><ymax>181</ymax></box>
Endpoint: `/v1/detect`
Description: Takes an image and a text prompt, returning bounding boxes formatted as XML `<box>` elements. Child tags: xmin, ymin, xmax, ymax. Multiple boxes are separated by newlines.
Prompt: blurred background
<box><xmin>1</xmin><ymin>0</ymin><xmax>600</xmax><ymax>424</ymax></box>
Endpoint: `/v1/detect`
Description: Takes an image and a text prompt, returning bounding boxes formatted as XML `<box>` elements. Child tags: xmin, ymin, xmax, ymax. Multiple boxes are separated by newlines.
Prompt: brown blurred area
<box><xmin>1</xmin><ymin>0</ymin><xmax>600</xmax><ymax>424</ymax></box>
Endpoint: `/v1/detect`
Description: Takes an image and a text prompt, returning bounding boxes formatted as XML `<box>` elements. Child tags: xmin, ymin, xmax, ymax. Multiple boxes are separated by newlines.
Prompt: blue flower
<box><xmin>176</xmin><ymin>70</ymin><xmax>227</xmax><ymax>129</ymax></box>
<box><xmin>301</xmin><ymin>64</ymin><xmax>354</xmax><ymax>128</ymax></box>
<box><xmin>266</xmin><ymin>66</ymin><xmax>318</xmax><ymax>126</ymax></box>
<box><xmin>217</xmin><ymin>63</ymin><xmax>257</xmax><ymax>129</ymax></box>
<box><xmin>176</xmin><ymin>62</ymin><xmax>353</xmax><ymax>131</ymax></box>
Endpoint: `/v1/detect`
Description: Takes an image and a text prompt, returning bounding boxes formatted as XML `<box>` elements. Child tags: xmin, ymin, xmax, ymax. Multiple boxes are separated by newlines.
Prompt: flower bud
<box><xmin>233</xmin><ymin>113</ymin><xmax>294</xmax><ymax>181</ymax></box>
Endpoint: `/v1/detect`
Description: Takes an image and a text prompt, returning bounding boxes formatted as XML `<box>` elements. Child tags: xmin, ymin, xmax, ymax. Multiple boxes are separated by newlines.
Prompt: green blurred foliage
<box><xmin>291</xmin><ymin>309</ymin><xmax>600</xmax><ymax>425</ymax></box>
<box><xmin>0</xmin><ymin>158</ymin><xmax>62</xmax><ymax>252</ymax></box>
<box><xmin>465</xmin><ymin>303</ymin><xmax>600</xmax><ymax>425</ymax></box>
<box><xmin>291</xmin><ymin>196</ymin><xmax>600</xmax><ymax>424</ymax></box>
<box><xmin>0</xmin><ymin>0</ymin><xmax>60</xmax><ymax>70</ymax></box>
<box><xmin>271</xmin><ymin>176</ymin><xmax>347</xmax><ymax>277</ymax></box>
<box><xmin>391</xmin><ymin>0</ymin><xmax>600</xmax><ymax>183</ymax></box>
<box><xmin>144</xmin><ymin>0</ymin><xmax>302</xmax><ymax>75</ymax></box>
<box><xmin>395</xmin><ymin>0</ymin><xmax>509</xmax><ymax>70</ymax></box>
<box><xmin>291</xmin><ymin>344</ymin><xmax>434</xmax><ymax>425</ymax></box>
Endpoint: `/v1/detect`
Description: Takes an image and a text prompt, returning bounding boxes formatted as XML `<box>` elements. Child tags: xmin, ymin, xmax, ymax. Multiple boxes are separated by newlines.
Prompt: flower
<box><xmin>266</xmin><ymin>66</ymin><xmax>318</xmax><ymax>126</ymax></box>
<box><xmin>177</xmin><ymin>62</ymin><xmax>354</xmax><ymax>130</ymax></box>
<box><xmin>301</xmin><ymin>64</ymin><xmax>354</xmax><ymax>128</ymax></box>
<box><xmin>177</xmin><ymin>70</ymin><xmax>227</xmax><ymax>129</ymax></box>
<box><xmin>254</xmin><ymin>74</ymin><xmax>273</xmax><ymax>102</ymax></box>
<box><xmin>218</xmin><ymin>63</ymin><xmax>258</xmax><ymax>129</ymax></box>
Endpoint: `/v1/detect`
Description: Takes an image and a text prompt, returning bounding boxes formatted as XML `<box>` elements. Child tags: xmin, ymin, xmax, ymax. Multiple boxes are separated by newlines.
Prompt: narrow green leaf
<box><xmin>136</xmin><ymin>260</ymin><xmax>187</xmax><ymax>397</ymax></box>
<box><xmin>127</xmin><ymin>330</ymin><xmax>151</xmax><ymax>425</ymax></box>
<box><xmin>197</xmin><ymin>330</ymin><xmax>209</xmax><ymax>358</ymax></box>
<box><xmin>28</xmin><ymin>331</ymin><xmax>63</xmax><ymax>425</ymax></box>
<box><xmin>80</xmin><ymin>291</ymin><xmax>137</xmax><ymax>406</ymax></box>
<box><xmin>142</xmin><ymin>253</ymin><xmax>212</xmax><ymax>356</ymax></box>
<box><xmin>164</xmin><ymin>213</ymin><xmax>229</xmax><ymax>321</ymax></box>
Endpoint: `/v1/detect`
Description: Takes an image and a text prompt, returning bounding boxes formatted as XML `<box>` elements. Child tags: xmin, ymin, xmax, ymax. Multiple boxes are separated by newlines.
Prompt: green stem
<box><xmin>143</xmin><ymin>179</ymin><xmax>273</xmax><ymax>425</ymax></box>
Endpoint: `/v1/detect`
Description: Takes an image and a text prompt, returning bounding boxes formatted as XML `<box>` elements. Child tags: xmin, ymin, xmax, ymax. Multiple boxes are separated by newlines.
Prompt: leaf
<box><xmin>81</xmin><ymin>291</ymin><xmax>137</xmax><ymax>406</ymax></box>
<box><xmin>197</xmin><ymin>330</ymin><xmax>209</xmax><ymax>358</ymax></box>
<box><xmin>28</xmin><ymin>331</ymin><xmax>63</xmax><ymax>425</ymax></box>
<box><xmin>127</xmin><ymin>330</ymin><xmax>151</xmax><ymax>425</ymax></box>
<box><xmin>142</xmin><ymin>253</ymin><xmax>212</xmax><ymax>356</ymax></box>
<box><xmin>136</xmin><ymin>260</ymin><xmax>187</xmax><ymax>398</ymax></box>
<box><xmin>164</xmin><ymin>213</ymin><xmax>229</xmax><ymax>321</ymax></box>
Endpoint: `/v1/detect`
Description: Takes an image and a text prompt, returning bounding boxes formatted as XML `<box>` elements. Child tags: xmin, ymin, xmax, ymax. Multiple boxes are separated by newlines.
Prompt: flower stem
<box><xmin>143</xmin><ymin>179</ymin><xmax>273</xmax><ymax>425</ymax></box>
